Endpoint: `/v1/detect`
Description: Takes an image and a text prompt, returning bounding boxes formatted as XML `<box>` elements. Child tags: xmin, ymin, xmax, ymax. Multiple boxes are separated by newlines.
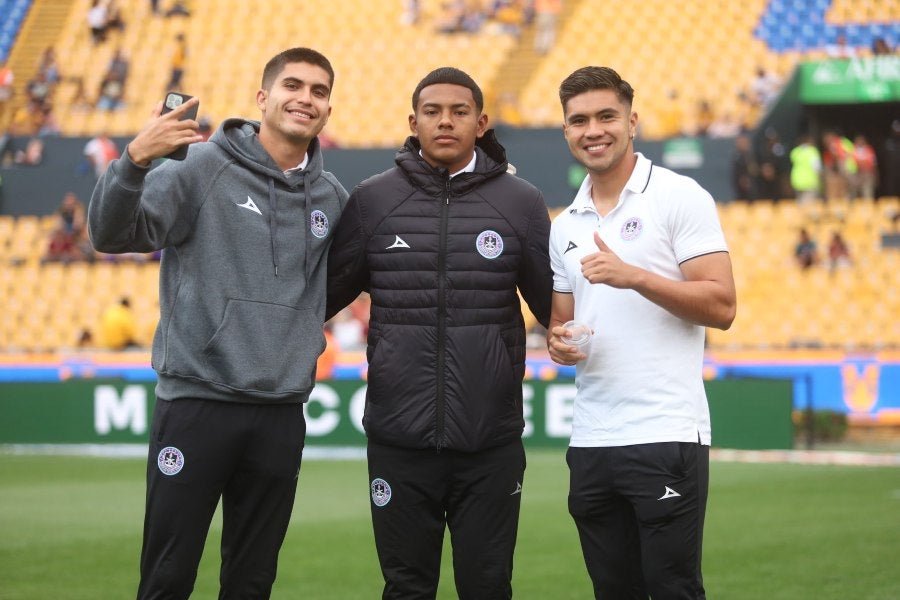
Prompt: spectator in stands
<box><xmin>36</xmin><ymin>47</ymin><xmax>61</xmax><ymax>88</ymax></box>
<box><xmin>25</xmin><ymin>71</ymin><xmax>52</xmax><ymax>108</ymax></box>
<box><xmin>546</xmin><ymin>65</ymin><xmax>735</xmax><ymax>600</ymax></box>
<box><xmin>795</xmin><ymin>227</ymin><xmax>818</xmax><ymax>269</ymax></box>
<box><xmin>83</xmin><ymin>131</ymin><xmax>120</xmax><ymax>178</ymax></box>
<box><xmin>827</xmin><ymin>230</ymin><xmax>852</xmax><ymax>271</ymax></box>
<box><xmin>107</xmin><ymin>47</ymin><xmax>130</xmax><ymax>86</ymax></box>
<box><xmin>533</xmin><ymin>0</ymin><xmax>562</xmax><ymax>54</ymax></box>
<box><xmin>87</xmin><ymin>47</ymin><xmax>347</xmax><ymax>599</ymax></box>
<box><xmin>12</xmin><ymin>136</ymin><xmax>44</xmax><ymax>166</ymax></box>
<box><xmin>871</xmin><ymin>37</ymin><xmax>893</xmax><ymax>56</ymax></box>
<box><xmin>96</xmin><ymin>47</ymin><xmax>129</xmax><ymax>111</ymax></box>
<box><xmin>757</xmin><ymin>128</ymin><xmax>791</xmax><ymax>202</ymax></box>
<box><xmin>326</xmin><ymin>66</ymin><xmax>551</xmax><ymax>600</ymax></box>
<box><xmin>822</xmin><ymin>130</ymin><xmax>857</xmax><ymax>202</ymax></box>
<box><xmin>87</xmin><ymin>0</ymin><xmax>110</xmax><ymax>44</ymax></box>
<box><xmin>165</xmin><ymin>33</ymin><xmax>188</xmax><ymax>92</ymax></box>
<box><xmin>751</xmin><ymin>65</ymin><xmax>783</xmax><ymax>110</ymax></box>
<box><xmin>46</xmin><ymin>191</ymin><xmax>92</xmax><ymax>262</ymax></box>
<box><xmin>825</xmin><ymin>34</ymin><xmax>858</xmax><ymax>59</ymax></box>
<box><xmin>852</xmin><ymin>134</ymin><xmax>877</xmax><ymax>201</ymax></box>
<box><xmin>790</xmin><ymin>133</ymin><xmax>822</xmax><ymax>204</ymax></box>
<box><xmin>731</xmin><ymin>134</ymin><xmax>758</xmax><ymax>201</ymax></box>
<box><xmin>98</xmin><ymin>297</ymin><xmax>140</xmax><ymax>350</ymax></box>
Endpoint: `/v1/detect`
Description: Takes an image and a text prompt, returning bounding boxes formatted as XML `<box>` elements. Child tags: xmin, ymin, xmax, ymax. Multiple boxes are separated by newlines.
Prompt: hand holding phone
<box><xmin>160</xmin><ymin>92</ymin><xmax>199</xmax><ymax>160</ymax></box>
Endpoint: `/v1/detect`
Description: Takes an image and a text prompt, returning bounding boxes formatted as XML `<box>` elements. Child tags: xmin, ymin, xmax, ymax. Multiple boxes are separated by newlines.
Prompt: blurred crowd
<box><xmin>731</xmin><ymin>119</ymin><xmax>900</xmax><ymax>204</ymax></box>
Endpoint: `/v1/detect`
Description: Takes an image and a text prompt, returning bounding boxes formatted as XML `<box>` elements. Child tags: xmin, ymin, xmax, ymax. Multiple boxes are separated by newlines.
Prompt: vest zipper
<box><xmin>435</xmin><ymin>177</ymin><xmax>451</xmax><ymax>452</ymax></box>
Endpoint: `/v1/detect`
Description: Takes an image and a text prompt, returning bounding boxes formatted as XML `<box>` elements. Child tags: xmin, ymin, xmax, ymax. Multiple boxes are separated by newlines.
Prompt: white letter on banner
<box><xmin>545</xmin><ymin>383</ymin><xmax>576</xmax><ymax>438</ymax></box>
<box><xmin>349</xmin><ymin>385</ymin><xmax>367</xmax><ymax>434</ymax></box>
<box><xmin>304</xmin><ymin>385</ymin><xmax>340</xmax><ymax>437</ymax></box>
<box><xmin>522</xmin><ymin>384</ymin><xmax>534</xmax><ymax>438</ymax></box>
<box><xmin>94</xmin><ymin>385</ymin><xmax>147</xmax><ymax>435</ymax></box>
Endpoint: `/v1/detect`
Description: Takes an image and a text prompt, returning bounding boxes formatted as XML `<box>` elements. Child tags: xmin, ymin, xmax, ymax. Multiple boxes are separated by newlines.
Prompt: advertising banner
<box><xmin>0</xmin><ymin>379</ymin><xmax>793</xmax><ymax>449</ymax></box>
<box><xmin>799</xmin><ymin>56</ymin><xmax>900</xmax><ymax>104</ymax></box>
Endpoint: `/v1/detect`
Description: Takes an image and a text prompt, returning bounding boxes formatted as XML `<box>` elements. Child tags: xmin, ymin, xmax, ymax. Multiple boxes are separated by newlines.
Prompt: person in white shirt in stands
<box><xmin>547</xmin><ymin>66</ymin><xmax>736</xmax><ymax>600</ymax></box>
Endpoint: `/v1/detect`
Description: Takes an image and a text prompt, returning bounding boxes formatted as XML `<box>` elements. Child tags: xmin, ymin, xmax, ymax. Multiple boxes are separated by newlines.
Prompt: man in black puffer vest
<box><xmin>326</xmin><ymin>67</ymin><xmax>552</xmax><ymax>599</ymax></box>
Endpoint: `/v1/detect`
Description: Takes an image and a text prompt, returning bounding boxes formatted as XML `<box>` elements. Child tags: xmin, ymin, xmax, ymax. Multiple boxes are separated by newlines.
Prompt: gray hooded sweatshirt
<box><xmin>88</xmin><ymin>119</ymin><xmax>349</xmax><ymax>404</ymax></box>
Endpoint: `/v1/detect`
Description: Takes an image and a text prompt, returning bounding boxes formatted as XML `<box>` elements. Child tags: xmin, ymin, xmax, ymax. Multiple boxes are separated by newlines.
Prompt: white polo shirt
<box><xmin>549</xmin><ymin>153</ymin><xmax>728</xmax><ymax>447</ymax></box>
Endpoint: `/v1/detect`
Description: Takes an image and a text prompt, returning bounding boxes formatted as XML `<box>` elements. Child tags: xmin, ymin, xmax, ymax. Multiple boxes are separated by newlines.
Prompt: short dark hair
<box><xmin>412</xmin><ymin>67</ymin><xmax>483</xmax><ymax>112</ymax></box>
<box><xmin>559</xmin><ymin>66</ymin><xmax>634</xmax><ymax>114</ymax></box>
<box><xmin>261</xmin><ymin>47</ymin><xmax>335</xmax><ymax>92</ymax></box>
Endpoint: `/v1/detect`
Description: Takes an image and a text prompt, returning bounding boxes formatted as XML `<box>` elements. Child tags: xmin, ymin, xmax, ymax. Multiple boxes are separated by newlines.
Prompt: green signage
<box><xmin>799</xmin><ymin>56</ymin><xmax>900</xmax><ymax>104</ymax></box>
<box><xmin>0</xmin><ymin>378</ymin><xmax>793</xmax><ymax>449</ymax></box>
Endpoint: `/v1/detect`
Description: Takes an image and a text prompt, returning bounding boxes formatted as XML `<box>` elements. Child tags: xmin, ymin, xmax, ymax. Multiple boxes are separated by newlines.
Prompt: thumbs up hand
<box><xmin>580</xmin><ymin>231</ymin><xmax>634</xmax><ymax>288</ymax></box>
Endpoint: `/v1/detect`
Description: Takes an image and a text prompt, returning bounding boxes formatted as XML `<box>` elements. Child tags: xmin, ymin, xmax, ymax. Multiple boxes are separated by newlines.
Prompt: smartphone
<box><xmin>160</xmin><ymin>92</ymin><xmax>199</xmax><ymax>160</ymax></box>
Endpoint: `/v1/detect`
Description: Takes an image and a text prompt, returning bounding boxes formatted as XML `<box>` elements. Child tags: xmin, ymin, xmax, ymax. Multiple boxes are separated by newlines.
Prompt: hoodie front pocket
<box><xmin>202</xmin><ymin>298</ymin><xmax>323</xmax><ymax>394</ymax></box>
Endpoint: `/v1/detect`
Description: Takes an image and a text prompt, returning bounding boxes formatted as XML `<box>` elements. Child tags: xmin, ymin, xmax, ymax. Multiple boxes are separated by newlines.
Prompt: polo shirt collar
<box><xmin>570</xmin><ymin>152</ymin><xmax>653</xmax><ymax>214</ymax></box>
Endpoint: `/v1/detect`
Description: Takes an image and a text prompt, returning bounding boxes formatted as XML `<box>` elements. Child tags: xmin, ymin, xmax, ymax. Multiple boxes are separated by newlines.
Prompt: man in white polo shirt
<box><xmin>547</xmin><ymin>66</ymin><xmax>736</xmax><ymax>599</ymax></box>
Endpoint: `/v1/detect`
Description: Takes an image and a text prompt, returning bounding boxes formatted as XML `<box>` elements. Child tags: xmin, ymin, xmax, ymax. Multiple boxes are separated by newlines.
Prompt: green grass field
<box><xmin>1</xmin><ymin>449</ymin><xmax>898</xmax><ymax>599</ymax></box>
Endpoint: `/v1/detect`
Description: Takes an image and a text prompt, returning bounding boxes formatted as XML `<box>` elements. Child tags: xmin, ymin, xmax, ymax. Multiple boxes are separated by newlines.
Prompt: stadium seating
<box><xmin>7</xmin><ymin>0</ymin><xmax>896</xmax><ymax>143</ymax></box>
<box><xmin>2</xmin><ymin>1</ymin><xmax>899</xmax><ymax>352</ymax></box>
<box><xmin>1</xmin><ymin>198</ymin><xmax>898</xmax><ymax>352</ymax></box>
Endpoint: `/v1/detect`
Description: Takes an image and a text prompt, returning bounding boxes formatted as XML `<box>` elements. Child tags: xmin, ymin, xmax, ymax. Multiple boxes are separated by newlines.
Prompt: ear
<box><xmin>475</xmin><ymin>112</ymin><xmax>488</xmax><ymax>138</ymax></box>
<box><xmin>408</xmin><ymin>113</ymin><xmax>418</xmax><ymax>135</ymax></box>
<box><xmin>629</xmin><ymin>111</ymin><xmax>639</xmax><ymax>140</ymax></box>
<box><xmin>256</xmin><ymin>89</ymin><xmax>267</xmax><ymax>112</ymax></box>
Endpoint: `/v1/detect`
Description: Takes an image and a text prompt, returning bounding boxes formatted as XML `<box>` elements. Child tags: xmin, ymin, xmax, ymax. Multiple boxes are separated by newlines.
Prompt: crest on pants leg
<box><xmin>370</xmin><ymin>478</ymin><xmax>392</xmax><ymax>507</ymax></box>
<box><xmin>157</xmin><ymin>446</ymin><xmax>185</xmax><ymax>476</ymax></box>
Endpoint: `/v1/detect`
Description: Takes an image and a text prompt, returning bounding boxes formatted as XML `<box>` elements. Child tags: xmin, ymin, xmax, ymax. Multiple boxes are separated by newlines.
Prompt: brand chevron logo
<box><xmin>386</xmin><ymin>235</ymin><xmax>410</xmax><ymax>249</ymax></box>
<box><xmin>658</xmin><ymin>486</ymin><xmax>681</xmax><ymax>500</ymax></box>
<box><xmin>236</xmin><ymin>196</ymin><xmax>262</xmax><ymax>215</ymax></box>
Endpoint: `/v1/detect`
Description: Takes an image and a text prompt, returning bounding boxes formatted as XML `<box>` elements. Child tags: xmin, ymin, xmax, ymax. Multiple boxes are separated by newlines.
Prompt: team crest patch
<box><xmin>157</xmin><ymin>446</ymin><xmax>185</xmax><ymax>476</ymax></box>
<box><xmin>371</xmin><ymin>477</ymin><xmax>392</xmax><ymax>507</ymax></box>
<box><xmin>620</xmin><ymin>217</ymin><xmax>643</xmax><ymax>241</ymax></box>
<box><xmin>310</xmin><ymin>210</ymin><xmax>329</xmax><ymax>238</ymax></box>
<box><xmin>475</xmin><ymin>230</ymin><xmax>504</xmax><ymax>259</ymax></box>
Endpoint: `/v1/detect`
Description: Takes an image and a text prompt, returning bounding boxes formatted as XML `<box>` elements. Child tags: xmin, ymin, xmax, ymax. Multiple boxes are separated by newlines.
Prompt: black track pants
<box><xmin>137</xmin><ymin>398</ymin><xmax>306</xmax><ymax>600</ymax></box>
<box><xmin>567</xmin><ymin>442</ymin><xmax>709</xmax><ymax>600</ymax></box>
<box><xmin>367</xmin><ymin>439</ymin><xmax>526</xmax><ymax>600</ymax></box>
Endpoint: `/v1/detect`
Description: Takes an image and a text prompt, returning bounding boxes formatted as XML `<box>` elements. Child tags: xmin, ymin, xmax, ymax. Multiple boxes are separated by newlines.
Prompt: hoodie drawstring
<box><xmin>267</xmin><ymin>177</ymin><xmax>279</xmax><ymax>277</ymax></box>
<box><xmin>303</xmin><ymin>172</ymin><xmax>311</xmax><ymax>282</ymax></box>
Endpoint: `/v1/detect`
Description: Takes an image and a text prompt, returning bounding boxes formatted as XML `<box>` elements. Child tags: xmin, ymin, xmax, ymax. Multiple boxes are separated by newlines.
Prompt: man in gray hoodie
<box><xmin>88</xmin><ymin>47</ymin><xmax>348</xmax><ymax>599</ymax></box>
